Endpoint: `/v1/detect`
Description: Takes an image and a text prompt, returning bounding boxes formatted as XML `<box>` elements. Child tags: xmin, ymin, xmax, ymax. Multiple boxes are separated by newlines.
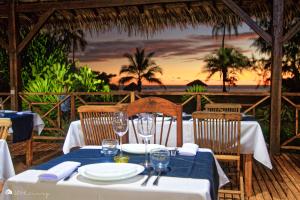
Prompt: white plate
<box><xmin>78</xmin><ymin>163</ymin><xmax>144</xmax><ymax>181</ymax></box>
<box><xmin>122</xmin><ymin>144</ymin><xmax>165</xmax><ymax>154</ymax></box>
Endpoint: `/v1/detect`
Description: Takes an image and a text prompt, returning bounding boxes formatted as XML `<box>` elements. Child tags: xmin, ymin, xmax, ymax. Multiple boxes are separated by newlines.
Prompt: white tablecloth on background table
<box><xmin>0</xmin><ymin>140</ymin><xmax>15</xmax><ymax>182</ymax></box>
<box><xmin>1</xmin><ymin>147</ymin><xmax>226</xmax><ymax>200</ymax></box>
<box><xmin>63</xmin><ymin>120</ymin><xmax>272</xmax><ymax>169</ymax></box>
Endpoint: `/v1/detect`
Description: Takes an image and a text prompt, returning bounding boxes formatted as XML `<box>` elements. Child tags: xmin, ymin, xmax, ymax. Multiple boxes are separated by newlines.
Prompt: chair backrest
<box><xmin>78</xmin><ymin>105</ymin><xmax>126</xmax><ymax>145</ymax></box>
<box><xmin>205</xmin><ymin>103</ymin><xmax>241</xmax><ymax>113</ymax></box>
<box><xmin>0</xmin><ymin>118</ymin><xmax>12</xmax><ymax>140</ymax></box>
<box><xmin>125</xmin><ymin>97</ymin><xmax>183</xmax><ymax>147</ymax></box>
<box><xmin>192</xmin><ymin>111</ymin><xmax>242</xmax><ymax>157</ymax></box>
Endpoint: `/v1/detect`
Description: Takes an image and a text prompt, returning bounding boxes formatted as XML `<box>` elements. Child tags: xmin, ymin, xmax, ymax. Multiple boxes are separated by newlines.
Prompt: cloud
<box><xmin>77</xmin><ymin>32</ymin><xmax>257</xmax><ymax>62</ymax></box>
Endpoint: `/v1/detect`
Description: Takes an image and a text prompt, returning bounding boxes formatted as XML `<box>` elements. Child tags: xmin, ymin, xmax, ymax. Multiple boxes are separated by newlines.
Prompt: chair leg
<box><xmin>240</xmin><ymin>175</ymin><xmax>245</xmax><ymax>200</ymax></box>
<box><xmin>26</xmin><ymin>138</ymin><xmax>33</xmax><ymax>166</ymax></box>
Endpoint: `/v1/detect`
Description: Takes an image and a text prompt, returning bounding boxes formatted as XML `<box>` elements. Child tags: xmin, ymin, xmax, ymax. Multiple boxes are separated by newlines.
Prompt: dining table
<box><xmin>63</xmin><ymin>116</ymin><xmax>272</xmax><ymax>197</ymax></box>
<box><xmin>0</xmin><ymin>110</ymin><xmax>45</xmax><ymax>166</ymax></box>
<box><xmin>0</xmin><ymin>139</ymin><xmax>15</xmax><ymax>183</ymax></box>
<box><xmin>1</xmin><ymin>146</ymin><xmax>227</xmax><ymax>200</ymax></box>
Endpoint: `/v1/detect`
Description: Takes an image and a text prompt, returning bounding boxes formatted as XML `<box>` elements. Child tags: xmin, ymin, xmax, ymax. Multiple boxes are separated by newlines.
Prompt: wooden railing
<box><xmin>0</xmin><ymin>91</ymin><xmax>299</xmax><ymax>150</ymax></box>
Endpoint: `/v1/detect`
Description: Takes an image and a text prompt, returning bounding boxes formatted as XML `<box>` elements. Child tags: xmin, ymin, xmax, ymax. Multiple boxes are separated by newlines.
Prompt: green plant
<box><xmin>182</xmin><ymin>85</ymin><xmax>207</xmax><ymax>111</ymax></box>
<box><xmin>256</xmin><ymin>103</ymin><xmax>295</xmax><ymax>143</ymax></box>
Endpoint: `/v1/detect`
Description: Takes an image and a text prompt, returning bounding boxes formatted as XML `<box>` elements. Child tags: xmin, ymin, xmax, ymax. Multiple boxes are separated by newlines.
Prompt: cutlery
<box><xmin>64</xmin><ymin>168</ymin><xmax>79</xmax><ymax>181</ymax></box>
<box><xmin>141</xmin><ymin>168</ymin><xmax>154</xmax><ymax>186</ymax></box>
<box><xmin>153</xmin><ymin>170</ymin><xmax>162</xmax><ymax>186</ymax></box>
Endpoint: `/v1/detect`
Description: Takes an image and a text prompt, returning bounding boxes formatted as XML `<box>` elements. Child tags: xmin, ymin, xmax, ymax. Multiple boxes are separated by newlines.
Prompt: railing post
<box><xmin>196</xmin><ymin>94</ymin><xmax>202</xmax><ymax>111</ymax></box>
<box><xmin>70</xmin><ymin>93</ymin><xmax>76</xmax><ymax>121</ymax></box>
<box><xmin>130</xmin><ymin>92</ymin><xmax>135</xmax><ymax>103</ymax></box>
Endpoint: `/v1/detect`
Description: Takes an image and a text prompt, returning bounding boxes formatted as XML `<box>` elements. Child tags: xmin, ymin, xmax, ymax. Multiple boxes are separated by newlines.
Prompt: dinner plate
<box><xmin>122</xmin><ymin>144</ymin><xmax>165</xmax><ymax>154</ymax></box>
<box><xmin>78</xmin><ymin>163</ymin><xmax>144</xmax><ymax>181</ymax></box>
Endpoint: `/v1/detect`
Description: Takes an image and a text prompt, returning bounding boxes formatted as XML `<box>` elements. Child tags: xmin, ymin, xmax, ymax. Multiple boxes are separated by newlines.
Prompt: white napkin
<box><xmin>178</xmin><ymin>143</ymin><xmax>199</xmax><ymax>156</ymax></box>
<box><xmin>17</xmin><ymin>111</ymin><xmax>32</xmax><ymax>115</ymax></box>
<box><xmin>38</xmin><ymin>161</ymin><xmax>81</xmax><ymax>181</ymax></box>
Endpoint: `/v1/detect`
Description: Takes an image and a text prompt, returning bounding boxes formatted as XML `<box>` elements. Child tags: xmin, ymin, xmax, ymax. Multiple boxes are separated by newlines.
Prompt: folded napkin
<box><xmin>38</xmin><ymin>161</ymin><xmax>81</xmax><ymax>181</ymax></box>
<box><xmin>17</xmin><ymin>111</ymin><xmax>32</xmax><ymax>115</ymax></box>
<box><xmin>178</xmin><ymin>143</ymin><xmax>199</xmax><ymax>156</ymax></box>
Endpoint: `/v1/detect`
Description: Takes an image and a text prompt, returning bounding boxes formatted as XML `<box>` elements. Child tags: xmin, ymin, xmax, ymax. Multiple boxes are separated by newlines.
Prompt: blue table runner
<box><xmin>35</xmin><ymin>149</ymin><xmax>219</xmax><ymax>200</ymax></box>
<box><xmin>0</xmin><ymin>113</ymin><xmax>33</xmax><ymax>143</ymax></box>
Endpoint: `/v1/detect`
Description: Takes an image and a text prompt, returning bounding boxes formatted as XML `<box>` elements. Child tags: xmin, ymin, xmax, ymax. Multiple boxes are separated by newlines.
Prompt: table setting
<box><xmin>1</xmin><ymin>112</ymin><xmax>227</xmax><ymax>200</ymax></box>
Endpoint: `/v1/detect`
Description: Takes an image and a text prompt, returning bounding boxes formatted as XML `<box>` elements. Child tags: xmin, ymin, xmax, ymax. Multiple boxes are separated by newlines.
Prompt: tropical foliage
<box><xmin>203</xmin><ymin>47</ymin><xmax>250</xmax><ymax>92</ymax></box>
<box><xmin>252</xmin><ymin>20</ymin><xmax>300</xmax><ymax>91</ymax></box>
<box><xmin>119</xmin><ymin>48</ymin><xmax>164</xmax><ymax>92</ymax></box>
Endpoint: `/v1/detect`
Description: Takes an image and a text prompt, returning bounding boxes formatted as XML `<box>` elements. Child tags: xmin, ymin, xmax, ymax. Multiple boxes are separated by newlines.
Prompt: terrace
<box><xmin>0</xmin><ymin>0</ymin><xmax>299</xmax><ymax>200</ymax></box>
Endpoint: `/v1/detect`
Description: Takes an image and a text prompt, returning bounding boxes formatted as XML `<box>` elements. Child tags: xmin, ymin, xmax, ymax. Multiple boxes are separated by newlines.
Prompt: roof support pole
<box><xmin>270</xmin><ymin>0</ymin><xmax>284</xmax><ymax>155</ymax></box>
<box><xmin>8</xmin><ymin>0</ymin><xmax>19</xmax><ymax>110</ymax></box>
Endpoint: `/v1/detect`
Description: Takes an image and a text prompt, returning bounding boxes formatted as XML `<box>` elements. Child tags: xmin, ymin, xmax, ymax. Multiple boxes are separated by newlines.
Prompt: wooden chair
<box><xmin>78</xmin><ymin>105</ymin><xmax>126</xmax><ymax>145</ymax></box>
<box><xmin>205</xmin><ymin>103</ymin><xmax>241</xmax><ymax>113</ymax></box>
<box><xmin>125</xmin><ymin>97</ymin><xmax>183</xmax><ymax>147</ymax></box>
<box><xmin>0</xmin><ymin>118</ymin><xmax>12</xmax><ymax>140</ymax></box>
<box><xmin>192</xmin><ymin>111</ymin><xmax>244</xmax><ymax>200</ymax></box>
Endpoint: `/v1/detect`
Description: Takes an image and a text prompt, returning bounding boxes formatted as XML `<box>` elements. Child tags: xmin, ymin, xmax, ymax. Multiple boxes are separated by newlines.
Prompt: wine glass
<box><xmin>112</xmin><ymin>112</ymin><xmax>128</xmax><ymax>160</ymax></box>
<box><xmin>137</xmin><ymin>113</ymin><xmax>155</xmax><ymax>168</ymax></box>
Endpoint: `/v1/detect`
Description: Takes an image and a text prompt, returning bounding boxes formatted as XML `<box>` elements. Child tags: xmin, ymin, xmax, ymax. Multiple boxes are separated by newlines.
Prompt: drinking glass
<box><xmin>102</xmin><ymin>139</ymin><xmax>118</xmax><ymax>156</ymax></box>
<box><xmin>150</xmin><ymin>148</ymin><xmax>170</xmax><ymax>171</ymax></box>
<box><xmin>112</xmin><ymin>112</ymin><xmax>128</xmax><ymax>159</ymax></box>
<box><xmin>137</xmin><ymin>113</ymin><xmax>155</xmax><ymax>168</ymax></box>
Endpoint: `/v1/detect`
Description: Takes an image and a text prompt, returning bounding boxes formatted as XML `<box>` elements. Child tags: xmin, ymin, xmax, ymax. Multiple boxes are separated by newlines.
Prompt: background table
<box><xmin>0</xmin><ymin>140</ymin><xmax>15</xmax><ymax>183</ymax></box>
<box><xmin>64</xmin><ymin>120</ymin><xmax>272</xmax><ymax>168</ymax></box>
<box><xmin>1</xmin><ymin>147</ymin><xmax>226</xmax><ymax>200</ymax></box>
<box><xmin>0</xmin><ymin>111</ymin><xmax>45</xmax><ymax>166</ymax></box>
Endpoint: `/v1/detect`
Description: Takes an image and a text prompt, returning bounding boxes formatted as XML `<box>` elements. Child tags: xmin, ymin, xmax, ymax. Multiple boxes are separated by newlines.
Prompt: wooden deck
<box><xmin>1</xmin><ymin>142</ymin><xmax>300</xmax><ymax>200</ymax></box>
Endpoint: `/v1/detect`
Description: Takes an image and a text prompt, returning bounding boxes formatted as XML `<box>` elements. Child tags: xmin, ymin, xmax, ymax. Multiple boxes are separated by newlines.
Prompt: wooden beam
<box><xmin>222</xmin><ymin>0</ymin><xmax>272</xmax><ymax>44</ymax></box>
<box><xmin>0</xmin><ymin>38</ymin><xmax>7</xmax><ymax>50</ymax></box>
<box><xmin>282</xmin><ymin>20</ymin><xmax>300</xmax><ymax>43</ymax></box>
<box><xmin>270</xmin><ymin>0</ymin><xmax>284</xmax><ymax>155</ymax></box>
<box><xmin>16</xmin><ymin>0</ymin><xmax>200</xmax><ymax>12</ymax></box>
<box><xmin>8</xmin><ymin>0</ymin><xmax>19</xmax><ymax>110</ymax></box>
<box><xmin>17</xmin><ymin>8</ymin><xmax>55</xmax><ymax>54</ymax></box>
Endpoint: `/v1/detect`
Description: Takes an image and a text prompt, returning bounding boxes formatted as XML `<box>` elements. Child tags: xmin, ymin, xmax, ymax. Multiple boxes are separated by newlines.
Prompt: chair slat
<box><xmin>126</xmin><ymin>97</ymin><xmax>183</xmax><ymax>147</ymax></box>
<box><xmin>78</xmin><ymin>105</ymin><xmax>125</xmax><ymax>145</ymax></box>
<box><xmin>0</xmin><ymin>118</ymin><xmax>11</xmax><ymax>140</ymax></box>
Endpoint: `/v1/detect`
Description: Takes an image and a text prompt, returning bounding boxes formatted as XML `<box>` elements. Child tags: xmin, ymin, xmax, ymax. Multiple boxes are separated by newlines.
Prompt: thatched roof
<box><xmin>0</xmin><ymin>0</ymin><xmax>298</xmax><ymax>40</ymax></box>
<box><xmin>123</xmin><ymin>82</ymin><xmax>138</xmax><ymax>91</ymax></box>
<box><xmin>0</xmin><ymin>0</ymin><xmax>297</xmax><ymax>53</ymax></box>
<box><xmin>187</xmin><ymin>79</ymin><xmax>207</xmax><ymax>87</ymax></box>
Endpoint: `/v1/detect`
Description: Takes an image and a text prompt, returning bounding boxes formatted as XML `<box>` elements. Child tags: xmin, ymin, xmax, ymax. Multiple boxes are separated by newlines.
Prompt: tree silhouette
<box><xmin>119</xmin><ymin>48</ymin><xmax>164</xmax><ymax>92</ymax></box>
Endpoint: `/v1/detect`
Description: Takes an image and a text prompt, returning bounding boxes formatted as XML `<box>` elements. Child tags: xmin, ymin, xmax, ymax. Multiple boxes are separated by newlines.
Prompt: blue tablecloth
<box><xmin>0</xmin><ymin>113</ymin><xmax>33</xmax><ymax>143</ymax></box>
<box><xmin>35</xmin><ymin>149</ymin><xmax>219</xmax><ymax>200</ymax></box>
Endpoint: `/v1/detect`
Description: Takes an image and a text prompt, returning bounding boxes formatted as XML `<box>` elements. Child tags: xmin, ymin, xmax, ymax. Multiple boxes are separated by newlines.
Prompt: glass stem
<box><xmin>144</xmin><ymin>138</ymin><xmax>148</xmax><ymax>165</ymax></box>
<box><xmin>120</xmin><ymin>136</ymin><xmax>123</xmax><ymax>156</ymax></box>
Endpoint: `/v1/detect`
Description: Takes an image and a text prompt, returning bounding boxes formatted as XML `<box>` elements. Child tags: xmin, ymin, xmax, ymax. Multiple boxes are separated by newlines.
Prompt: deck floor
<box><xmin>2</xmin><ymin>142</ymin><xmax>300</xmax><ymax>200</ymax></box>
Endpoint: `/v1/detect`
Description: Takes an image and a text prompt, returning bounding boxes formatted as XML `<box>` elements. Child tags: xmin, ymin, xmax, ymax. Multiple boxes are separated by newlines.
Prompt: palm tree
<box><xmin>55</xmin><ymin>29</ymin><xmax>87</xmax><ymax>64</ymax></box>
<box><xmin>203</xmin><ymin>47</ymin><xmax>250</xmax><ymax>92</ymax></box>
<box><xmin>119</xmin><ymin>48</ymin><xmax>164</xmax><ymax>92</ymax></box>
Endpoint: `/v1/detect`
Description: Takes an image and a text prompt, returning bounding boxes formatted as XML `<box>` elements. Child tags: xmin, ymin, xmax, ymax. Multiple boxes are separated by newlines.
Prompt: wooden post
<box><xmin>70</xmin><ymin>94</ymin><xmax>76</xmax><ymax>121</ymax></box>
<box><xmin>8</xmin><ymin>0</ymin><xmax>19</xmax><ymax>110</ymax></box>
<box><xmin>196</xmin><ymin>94</ymin><xmax>201</xmax><ymax>111</ymax></box>
<box><xmin>270</xmin><ymin>0</ymin><xmax>284</xmax><ymax>155</ymax></box>
<box><xmin>130</xmin><ymin>92</ymin><xmax>135</xmax><ymax>102</ymax></box>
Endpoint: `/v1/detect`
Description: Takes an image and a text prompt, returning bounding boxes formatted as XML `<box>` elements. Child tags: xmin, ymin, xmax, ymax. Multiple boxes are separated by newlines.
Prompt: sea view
<box><xmin>137</xmin><ymin>85</ymin><xmax>270</xmax><ymax>92</ymax></box>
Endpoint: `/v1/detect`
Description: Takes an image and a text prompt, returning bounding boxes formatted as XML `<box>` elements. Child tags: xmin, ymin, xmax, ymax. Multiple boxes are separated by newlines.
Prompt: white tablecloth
<box><xmin>0</xmin><ymin>140</ymin><xmax>15</xmax><ymax>182</ymax></box>
<box><xmin>0</xmin><ymin>148</ymin><xmax>225</xmax><ymax>200</ymax></box>
<box><xmin>63</xmin><ymin>120</ymin><xmax>272</xmax><ymax>169</ymax></box>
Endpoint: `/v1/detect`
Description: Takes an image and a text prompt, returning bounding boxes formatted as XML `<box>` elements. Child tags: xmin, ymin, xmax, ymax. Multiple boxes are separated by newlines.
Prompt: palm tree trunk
<box><xmin>137</xmin><ymin>79</ymin><xmax>142</xmax><ymax>92</ymax></box>
<box><xmin>222</xmin><ymin>68</ymin><xmax>227</xmax><ymax>92</ymax></box>
<box><xmin>221</xmin><ymin>25</ymin><xmax>225</xmax><ymax>49</ymax></box>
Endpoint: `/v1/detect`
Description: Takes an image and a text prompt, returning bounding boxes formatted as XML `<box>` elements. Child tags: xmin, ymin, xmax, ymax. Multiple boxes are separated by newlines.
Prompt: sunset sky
<box><xmin>77</xmin><ymin>24</ymin><xmax>266</xmax><ymax>86</ymax></box>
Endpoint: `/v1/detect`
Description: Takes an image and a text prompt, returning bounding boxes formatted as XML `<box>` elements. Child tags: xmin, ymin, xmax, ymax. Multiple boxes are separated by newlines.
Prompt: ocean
<box><xmin>139</xmin><ymin>85</ymin><xmax>270</xmax><ymax>92</ymax></box>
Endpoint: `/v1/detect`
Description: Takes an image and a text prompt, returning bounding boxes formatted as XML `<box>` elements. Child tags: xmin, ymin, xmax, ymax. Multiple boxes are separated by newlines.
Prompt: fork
<box><xmin>153</xmin><ymin>170</ymin><xmax>162</xmax><ymax>186</ymax></box>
